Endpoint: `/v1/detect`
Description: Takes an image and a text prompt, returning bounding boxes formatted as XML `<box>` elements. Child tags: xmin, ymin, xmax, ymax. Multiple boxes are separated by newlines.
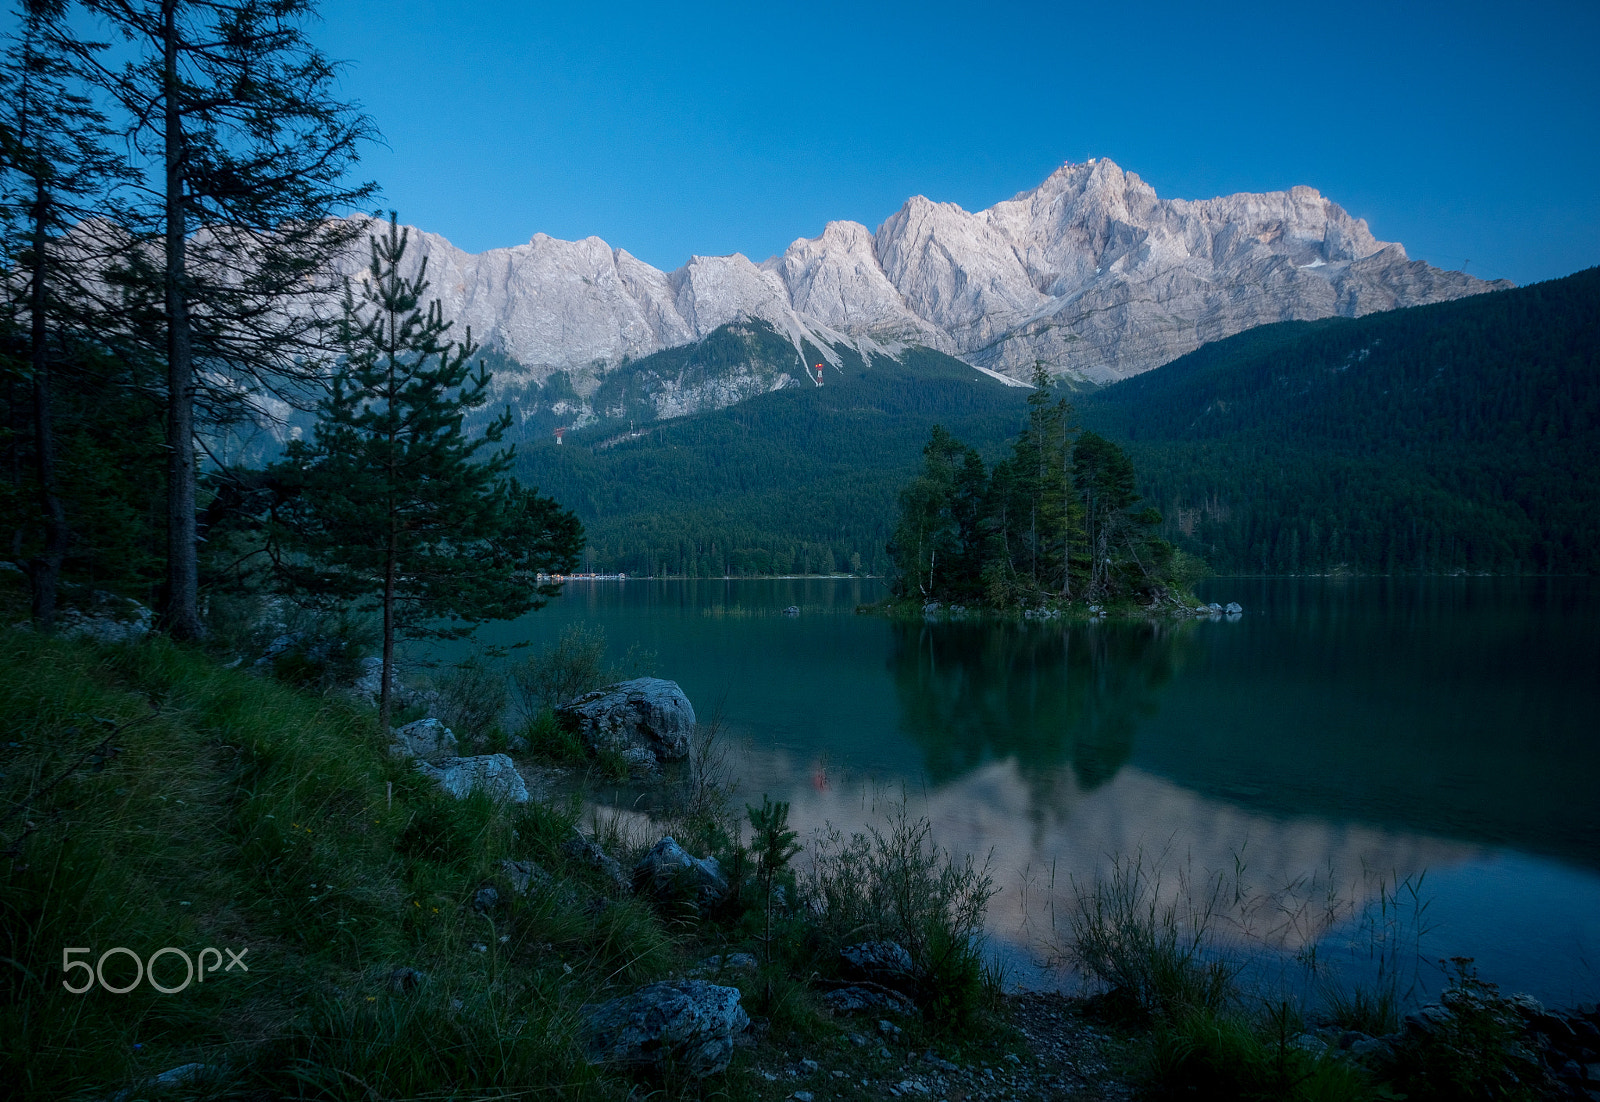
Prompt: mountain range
<box><xmin>349</xmin><ymin>158</ymin><xmax>1508</xmax><ymax>414</ymax></box>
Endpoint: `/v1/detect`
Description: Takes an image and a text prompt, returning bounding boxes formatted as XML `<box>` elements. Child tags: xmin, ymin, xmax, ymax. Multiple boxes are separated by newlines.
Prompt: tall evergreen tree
<box><xmin>886</xmin><ymin>425</ymin><xmax>984</xmax><ymax>600</ymax></box>
<box><xmin>991</xmin><ymin>364</ymin><xmax>1078</xmax><ymax>596</ymax></box>
<box><xmin>1072</xmin><ymin>430</ymin><xmax>1142</xmax><ymax>596</ymax></box>
<box><xmin>0</xmin><ymin>0</ymin><xmax>130</xmax><ymax>627</ymax></box>
<box><xmin>270</xmin><ymin>217</ymin><xmax>582</xmax><ymax>730</ymax></box>
<box><xmin>76</xmin><ymin>0</ymin><xmax>375</xmax><ymax>638</ymax></box>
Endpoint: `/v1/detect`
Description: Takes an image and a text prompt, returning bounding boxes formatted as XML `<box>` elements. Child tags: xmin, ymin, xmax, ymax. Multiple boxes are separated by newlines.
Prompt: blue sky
<box><xmin>70</xmin><ymin>1</ymin><xmax>1600</xmax><ymax>283</ymax></box>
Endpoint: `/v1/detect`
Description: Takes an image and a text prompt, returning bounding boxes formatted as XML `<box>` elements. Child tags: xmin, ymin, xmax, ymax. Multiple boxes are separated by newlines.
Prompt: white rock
<box><xmin>317</xmin><ymin>158</ymin><xmax>1507</xmax><ymax>400</ymax></box>
<box><xmin>414</xmin><ymin>754</ymin><xmax>530</xmax><ymax>803</ymax></box>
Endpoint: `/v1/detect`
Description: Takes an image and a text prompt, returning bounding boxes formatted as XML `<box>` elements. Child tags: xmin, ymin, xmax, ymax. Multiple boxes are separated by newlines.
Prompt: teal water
<box><xmin>461</xmin><ymin>577</ymin><xmax>1600</xmax><ymax>1008</ymax></box>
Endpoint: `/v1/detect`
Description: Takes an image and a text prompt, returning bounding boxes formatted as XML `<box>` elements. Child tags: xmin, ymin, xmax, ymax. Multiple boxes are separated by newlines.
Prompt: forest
<box><xmin>1079</xmin><ymin>267</ymin><xmax>1600</xmax><ymax>575</ymax></box>
<box><xmin>511</xmin><ymin>271</ymin><xmax>1600</xmax><ymax>579</ymax></box>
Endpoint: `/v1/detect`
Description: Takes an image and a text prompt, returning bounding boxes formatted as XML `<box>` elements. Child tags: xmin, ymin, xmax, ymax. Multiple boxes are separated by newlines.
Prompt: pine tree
<box><xmin>77</xmin><ymin>0</ymin><xmax>376</xmax><ymax>638</ymax></box>
<box><xmin>270</xmin><ymin>216</ymin><xmax>582</xmax><ymax>730</ymax></box>
<box><xmin>993</xmin><ymin>364</ymin><xmax>1078</xmax><ymax>597</ymax></box>
<box><xmin>1072</xmin><ymin>429</ymin><xmax>1144</xmax><ymax>597</ymax></box>
<box><xmin>0</xmin><ymin>0</ymin><xmax>128</xmax><ymax>627</ymax></box>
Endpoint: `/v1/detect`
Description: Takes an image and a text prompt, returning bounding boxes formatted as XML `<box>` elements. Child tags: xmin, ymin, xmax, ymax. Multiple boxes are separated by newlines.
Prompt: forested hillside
<box><xmin>513</xmin><ymin>335</ymin><xmax>1032</xmax><ymax>576</ymax></box>
<box><xmin>514</xmin><ymin>271</ymin><xmax>1598</xmax><ymax>578</ymax></box>
<box><xmin>1077</xmin><ymin>267</ymin><xmax>1600</xmax><ymax>575</ymax></box>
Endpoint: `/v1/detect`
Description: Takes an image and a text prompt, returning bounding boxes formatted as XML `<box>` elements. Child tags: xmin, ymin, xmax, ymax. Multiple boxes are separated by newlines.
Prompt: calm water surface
<box><xmin>464</xmin><ymin>577</ymin><xmax>1600</xmax><ymax>1007</ymax></box>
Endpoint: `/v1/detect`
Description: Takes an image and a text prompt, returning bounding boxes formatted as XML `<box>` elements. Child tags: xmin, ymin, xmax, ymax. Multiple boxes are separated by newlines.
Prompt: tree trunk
<box><xmin>379</xmin><ymin>531</ymin><xmax>396</xmax><ymax>731</ymax></box>
<box><xmin>162</xmin><ymin>0</ymin><xmax>202</xmax><ymax>639</ymax></box>
<box><xmin>28</xmin><ymin>177</ymin><xmax>68</xmax><ymax>631</ymax></box>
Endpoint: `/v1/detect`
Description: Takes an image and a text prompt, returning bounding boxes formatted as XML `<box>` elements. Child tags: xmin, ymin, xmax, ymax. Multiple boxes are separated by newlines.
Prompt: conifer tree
<box><xmin>77</xmin><ymin>0</ymin><xmax>376</xmax><ymax>638</ymax></box>
<box><xmin>993</xmin><ymin>364</ymin><xmax>1078</xmax><ymax>597</ymax></box>
<box><xmin>270</xmin><ymin>217</ymin><xmax>582</xmax><ymax>729</ymax></box>
<box><xmin>0</xmin><ymin>0</ymin><xmax>128</xmax><ymax>627</ymax></box>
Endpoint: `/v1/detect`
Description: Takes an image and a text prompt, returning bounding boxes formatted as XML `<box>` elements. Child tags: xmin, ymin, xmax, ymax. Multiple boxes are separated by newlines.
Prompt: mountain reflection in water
<box><xmin>470</xmin><ymin>578</ymin><xmax>1600</xmax><ymax>1006</ymax></box>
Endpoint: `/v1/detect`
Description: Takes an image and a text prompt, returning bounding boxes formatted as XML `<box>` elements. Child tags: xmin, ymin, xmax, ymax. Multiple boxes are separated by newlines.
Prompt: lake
<box><xmin>459</xmin><ymin>577</ymin><xmax>1600</xmax><ymax>1009</ymax></box>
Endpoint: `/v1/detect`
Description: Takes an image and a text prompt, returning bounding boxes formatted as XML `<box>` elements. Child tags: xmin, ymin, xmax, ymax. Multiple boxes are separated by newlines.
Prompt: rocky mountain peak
<box><xmin>339</xmin><ymin>161</ymin><xmax>1509</xmax><ymax>393</ymax></box>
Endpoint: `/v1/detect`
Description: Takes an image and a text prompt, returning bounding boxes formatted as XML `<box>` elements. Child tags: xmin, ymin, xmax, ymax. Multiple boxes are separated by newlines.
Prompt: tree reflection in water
<box><xmin>890</xmin><ymin>619</ymin><xmax>1195</xmax><ymax>790</ymax></box>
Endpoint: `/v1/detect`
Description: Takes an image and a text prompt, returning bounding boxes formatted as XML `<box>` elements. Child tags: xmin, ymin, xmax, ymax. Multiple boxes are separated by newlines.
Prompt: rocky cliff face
<box><xmin>343</xmin><ymin>159</ymin><xmax>1508</xmax><ymax>388</ymax></box>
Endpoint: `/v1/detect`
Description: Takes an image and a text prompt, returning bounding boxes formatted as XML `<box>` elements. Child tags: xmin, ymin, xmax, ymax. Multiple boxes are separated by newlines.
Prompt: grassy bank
<box><xmin>0</xmin><ymin>626</ymin><xmax>1010</xmax><ymax>1099</ymax></box>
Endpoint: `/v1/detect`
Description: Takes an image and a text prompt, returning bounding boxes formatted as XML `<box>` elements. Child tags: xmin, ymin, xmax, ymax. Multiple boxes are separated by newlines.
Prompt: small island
<box><xmin>864</xmin><ymin>368</ymin><xmax>1205</xmax><ymax>621</ymax></box>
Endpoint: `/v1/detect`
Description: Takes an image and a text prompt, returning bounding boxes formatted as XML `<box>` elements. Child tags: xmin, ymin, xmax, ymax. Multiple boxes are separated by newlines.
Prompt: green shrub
<box><xmin>432</xmin><ymin>653</ymin><xmax>509</xmax><ymax>745</ymax></box>
<box><xmin>1322</xmin><ymin>978</ymin><xmax>1400</xmax><ymax>1037</ymax></box>
<box><xmin>0</xmin><ymin>629</ymin><xmax>669</xmax><ymax>1099</ymax></box>
<box><xmin>1144</xmin><ymin>1005</ymin><xmax>1375</xmax><ymax>1102</ymax></box>
<box><xmin>1066</xmin><ymin>852</ymin><xmax>1238</xmax><ymax>1022</ymax></box>
<box><xmin>1377</xmin><ymin>957</ymin><xmax>1552</xmax><ymax>1102</ymax></box>
<box><xmin>509</xmin><ymin>624</ymin><xmax>656</xmax><ymax>719</ymax></box>
<box><xmin>803</xmin><ymin>803</ymin><xmax>998</xmax><ymax>1029</ymax></box>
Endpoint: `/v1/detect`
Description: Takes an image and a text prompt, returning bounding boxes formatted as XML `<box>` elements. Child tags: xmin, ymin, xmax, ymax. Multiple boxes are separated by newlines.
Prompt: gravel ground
<box><xmin>727</xmin><ymin>992</ymin><xmax>1137</xmax><ymax>1102</ymax></box>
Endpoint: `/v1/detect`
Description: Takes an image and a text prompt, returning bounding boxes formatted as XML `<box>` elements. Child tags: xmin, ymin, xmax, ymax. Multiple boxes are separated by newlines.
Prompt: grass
<box><xmin>1064</xmin><ymin>852</ymin><xmax>1239</xmax><ymax>1023</ymax></box>
<box><xmin>1143</xmin><ymin>1004</ymin><xmax>1378</xmax><ymax>1101</ymax></box>
<box><xmin>0</xmin><ymin>620</ymin><xmax>1019</xmax><ymax>1098</ymax></box>
<box><xmin>0</xmin><ymin>627</ymin><xmax>639</xmax><ymax>1099</ymax></box>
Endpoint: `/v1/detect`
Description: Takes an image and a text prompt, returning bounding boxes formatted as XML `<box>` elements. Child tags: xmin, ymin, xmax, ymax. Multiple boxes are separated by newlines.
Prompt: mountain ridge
<box><xmin>340</xmin><ymin>158</ymin><xmax>1508</xmax><ymax>394</ymax></box>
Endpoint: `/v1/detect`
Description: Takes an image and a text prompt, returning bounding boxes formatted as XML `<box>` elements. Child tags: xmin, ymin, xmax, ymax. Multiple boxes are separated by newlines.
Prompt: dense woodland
<box><xmin>1080</xmin><ymin>267</ymin><xmax>1600</xmax><ymax>575</ymax></box>
<box><xmin>511</xmin><ymin>326</ymin><xmax>1036</xmax><ymax>578</ymax></box>
<box><xmin>513</xmin><ymin>272</ymin><xmax>1600</xmax><ymax>579</ymax></box>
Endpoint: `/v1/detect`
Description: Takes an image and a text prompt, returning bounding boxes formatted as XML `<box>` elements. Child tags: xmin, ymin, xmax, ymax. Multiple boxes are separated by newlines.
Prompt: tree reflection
<box><xmin>891</xmin><ymin>620</ymin><xmax>1192</xmax><ymax>788</ymax></box>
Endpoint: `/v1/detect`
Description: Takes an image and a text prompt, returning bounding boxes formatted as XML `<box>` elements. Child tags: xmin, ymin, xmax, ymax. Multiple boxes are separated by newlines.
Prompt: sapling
<box><xmin>746</xmin><ymin>795</ymin><xmax>801</xmax><ymax>973</ymax></box>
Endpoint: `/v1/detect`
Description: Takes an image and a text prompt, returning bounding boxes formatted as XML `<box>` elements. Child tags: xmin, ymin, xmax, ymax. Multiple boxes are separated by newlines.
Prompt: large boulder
<box><xmin>414</xmin><ymin>755</ymin><xmax>529</xmax><ymax>803</ymax></box>
<box><xmin>556</xmin><ymin>678</ymin><xmax>696</xmax><ymax>767</ymax></box>
<box><xmin>580</xmin><ymin>980</ymin><xmax>749</xmax><ymax>1077</ymax></box>
<box><xmin>634</xmin><ymin>836</ymin><xmax>727</xmax><ymax>909</ymax></box>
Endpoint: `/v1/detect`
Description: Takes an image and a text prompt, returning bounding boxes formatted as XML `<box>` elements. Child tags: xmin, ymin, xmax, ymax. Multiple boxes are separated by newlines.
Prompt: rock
<box><xmin>921</xmin><ymin>601</ymin><xmax>941</xmax><ymax>616</ymax></box>
<box><xmin>840</xmin><ymin>940</ymin><xmax>915</xmax><ymax>986</ymax></box>
<box><xmin>562</xmin><ymin>831</ymin><xmax>630</xmax><ymax>893</ymax></box>
<box><xmin>694</xmin><ymin>952</ymin><xmax>758</xmax><ymax>976</ymax></box>
<box><xmin>391</xmin><ymin>717</ymin><xmax>458</xmax><ymax>759</ymax></box>
<box><xmin>799</xmin><ymin>1057</ymin><xmax>819</xmax><ymax>1073</ymax></box>
<box><xmin>580</xmin><ymin>979</ymin><xmax>749</xmax><ymax>1078</ymax></box>
<box><xmin>1293</xmin><ymin>1032</ymin><xmax>1329</xmax><ymax>1055</ymax></box>
<box><xmin>634</xmin><ymin>836</ymin><xmax>727</xmax><ymax>909</ymax></box>
<box><xmin>339</xmin><ymin>164</ymin><xmax>1503</xmax><ymax>413</ymax></box>
<box><xmin>472</xmin><ymin>886</ymin><xmax>500</xmax><ymax>912</ymax></box>
<box><xmin>792</xmin><ymin>1093</ymin><xmax>814</xmax><ymax>1102</ymax></box>
<box><xmin>923</xmin><ymin>1051</ymin><xmax>961</xmax><ymax>1072</ymax></box>
<box><xmin>621</xmin><ymin>746</ymin><xmax>662</xmax><ymax>774</ymax></box>
<box><xmin>557</xmin><ymin>678</ymin><xmax>696</xmax><ymax>764</ymax></box>
<box><xmin>111</xmin><ymin>1062</ymin><xmax>217</xmax><ymax>1100</ymax></box>
<box><xmin>1225</xmin><ymin>602</ymin><xmax>1243</xmax><ymax>614</ymax></box>
<box><xmin>782</xmin><ymin>605</ymin><xmax>800</xmax><ymax>616</ymax></box>
<box><xmin>388</xmin><ymin>966</ymin><xmax>427</xmax><ymax>993</ymax></box>
<box><xmin>879</xmin><ymin>1018</ymin><xmax>904</xmax><ymax>1038</ymax></box>
<box><xmin>1405</xmin><ymin>1004</ymin><xmax>1454</xmax><ymax>1035</ymax></box>
<box><xmin>355</xmin><ymin>656</ymin><xmax>438</xmax><ymax>709</ymax></box>
<box><xmin>500</xmin><ymin>858</ymin><xmax>552</xmax><ymax>895</ymax></box>
<box><xmin>823</xmin><ymin>985</ymin><xmax>918</xmax><ymax>1016</ymax></box>
<box><xmin>1350</xmin><ymin>1034</ymin><xmax>1396</xmax><ymax>1060</ymax></box>
<box><xmin>56</xmin><ymin>592</ymin><xmax>153</xmax><ymax>645</ymax></box>
<box><xmin>414</xmin><ymin>754</ymin><xmax>530</xmax><ymax>803</ymax></box>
